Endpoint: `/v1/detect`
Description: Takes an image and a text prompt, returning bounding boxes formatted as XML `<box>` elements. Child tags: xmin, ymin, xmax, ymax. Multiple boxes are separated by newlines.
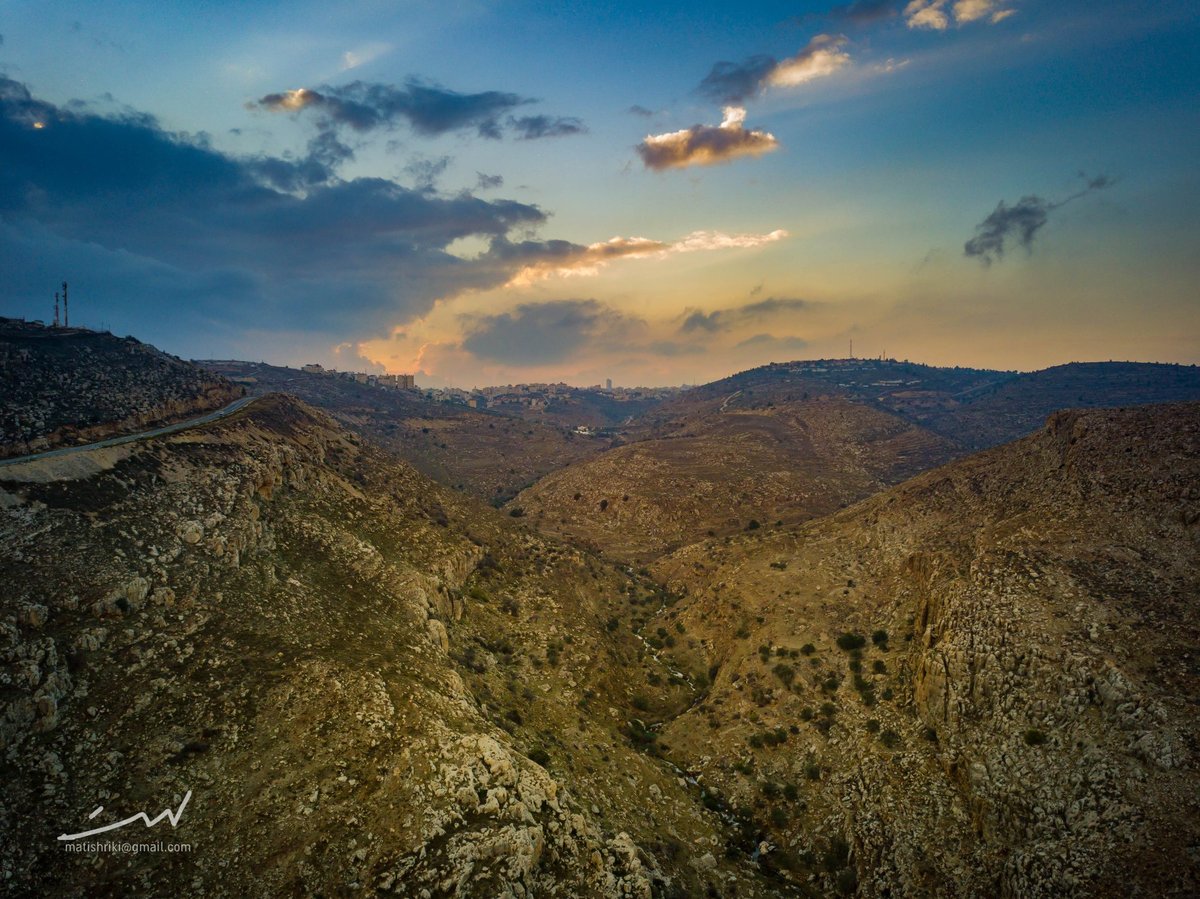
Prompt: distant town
<box><xmin>296</xmin><ymin>362</ymin><xmax>682</xmax><ymax>417</ymax></box>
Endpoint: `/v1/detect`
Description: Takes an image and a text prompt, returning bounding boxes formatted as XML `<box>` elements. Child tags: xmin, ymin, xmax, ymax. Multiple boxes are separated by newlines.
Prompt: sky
<box><xmin>1</xmin><ymin>0</ymin><xmax>1197</xmax><ymax>387</ymax></box>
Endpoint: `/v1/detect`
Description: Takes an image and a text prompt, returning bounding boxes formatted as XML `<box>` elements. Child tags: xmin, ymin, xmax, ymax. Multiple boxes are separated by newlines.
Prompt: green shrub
<box><xmin>1024</xmin><ymin>729</ymin><xmax>1048</xmax><ymax>746</ymax></box>
<box><xmin>880</xmin><ymin>729</ymin><xmax>902</xmax><ymax>749</ymax></box>
<box><xmin>872</xmin><ymin>659</ymin><xmax>886</xmax><ymax>674</ymax></box>
<box><xmin>865</xmin><ymin>719</ymin><xmax>880</xmax><ymax>733</ymax></box>
<box><xmin>871</xmin><ymin>629</ymin><xmax>889</xmax><ymax>646</ymax></box>
<box><xmin>773</xmin><ymin>663</ymin><xmax>795</xmax><ymax>686</ymax></box>
<box><xmin>800</xmin><ymin>643</ymin><xmax>816</xmax><ymax>655</ymax></box>
<box><xmin>836</xmin><ymin>633</ymin><xmax>867</xmax><ymax>651</ymax></box>
<box><xmin>528</xmin><ymin>748</ymin><xmax>550</xmax><ymax>766</ymax></box>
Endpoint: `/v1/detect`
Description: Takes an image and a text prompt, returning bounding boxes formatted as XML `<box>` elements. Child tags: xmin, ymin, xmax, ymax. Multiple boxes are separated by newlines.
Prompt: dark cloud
<box><xmin>252</xmin><ymin>79</ymin><xmax>585</xmax><ymax>142</ymax></box>
<box><xmin>627</xmin><ymin>105</ymin><xmax>655</xmax><ymax>117</ymax></box>
<box><xmin>698</xmin><ymin>55</ymin><xmax>778</xmax><ymax>104</ymax></box>
<box><xmin>828</xmin><ymin>1</ymin><xmax>899</xmax><ymax>25</ymax></box>
<box><xmin>461</xmin><ymin>299</ymin><xmax>643</xmax><ymax>364</ymax></box>
<box><xmin>507</xmin><ymin>114</ymin><xmax>587</xmax><ymax>140</ymax></box>
<box><xmin>735</xmin><ymin>333</ymin><xmax>810</xmax><ymax>351</ymax></box>
<box><xmin>964</xmin><ymin>173</ymin><xmax>1115</xmax><ymax>264</ymax></box>
<box><xmin>0</xmin><ymin>75</ymin><xmax>557</xmax><ymax>354</ymax></box>
<box><xmin>637</xmin><ymin>107</ymin><xmax>778</xmax><ymax>171</ymax></box>
<box><xmin>403</xmin><ymin>154</ymin><xmax>452</xmax><ymax>191</ymax></box>
<box><xmin>680</xmin><ymin>297</ymin><xmax>809</xmax><ymax>333</ymax></box>
<box><xmin>476</xmin><ymin>172</ymin><xmax>504</xmax><ymax>190</ymax></box>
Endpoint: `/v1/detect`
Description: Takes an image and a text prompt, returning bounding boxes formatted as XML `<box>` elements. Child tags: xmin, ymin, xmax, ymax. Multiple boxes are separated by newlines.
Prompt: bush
<box><xmin>872</xmin><ymin>629</ymin><xmax>889</xmax><ymax>646</ymax></box>
<box><xmin>746</xmin><ymin>519</ymin><xmax>761</xmax><ymax>530</ymax></box>
<box><xmin>528</xmin><ymin>748</ymin><xmax>551</xmax><ymax>766</ymax></box>
<box><xmin>836</xmin><ymin>633</ymin><xmax>867</xmax><ymax>651</ymax></box>
<box><xmin>770</xmin><ymin>806</ymin><xmax>789</xmax><ymax>827</ymax></box>
<box><xmin>865</xmin><ymin>718</ymin><xmax>880</xmax><ymax>733</ymax></box>
<box><xmin>800</xmin><ymin>643</ymin><xmax>816</xmax><ymax>655</ymax></box>
<box><xmin>773</xmin><ymin>663</ymin><xmax>795</xmax><ymax>686</ymax></box>
<box><xmin>872</xmin><ymin>659</ymin><xmax>886</xmax><ymax>674</ymax></box>
<box><xmin>879</xmin><ymin>729</ymin><xmax>902</xmax><ymax>749</ymax></box>
<box><xmin>1024</xmin><ymin>729</ymin><xmax>1048</xmax><ymax>746</ymax></box>
<box><xmin>509</xmin><ymin>507</ymin><xmax>525</xmax><ymax>517</ymax></box>
<box><xmin>599</xmin><ymin>499</ymin><xmax>609</xmax><ymax>511</ymax></box>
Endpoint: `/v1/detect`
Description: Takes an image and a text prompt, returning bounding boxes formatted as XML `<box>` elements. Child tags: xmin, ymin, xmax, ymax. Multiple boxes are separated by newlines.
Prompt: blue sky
<box><xmin>1</xmin><ymin>0</ymin><xmax>1197</xmax><ymax>385</ymax></box>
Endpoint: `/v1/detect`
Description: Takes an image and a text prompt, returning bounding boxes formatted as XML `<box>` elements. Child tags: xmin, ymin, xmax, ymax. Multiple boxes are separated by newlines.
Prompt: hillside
<box><xmin>0</xmin><ymin>319</ymin><xmax>241</xmax><ymax>459</ymax></box>
<box><xmin>0</xmin><ymin>393</ymin><xmax>796</xmax><ymax>897</ymax></box>
<box><xmin>913</xmin><ymin>362</ymin><xmax>1200</xmax><ymax>449</ymax></box>
<box><xmin>511</xmin><ymin>359</ymin><xmax>1200</xmax><ymax>563</ymax></box>
<box><xmin>203</xmin><ymin>361</ymin><xmax>603</xmax><ymax>505</ymax></box>
<box><xmin>637</xmin><ymin>402</ymin><xmax>1200</xmax><ymax>896</ymax></box>
<box><xmin>511</xmin><ymin>396</ymin><xmax>959</xmax><ymax>563</ymax></box>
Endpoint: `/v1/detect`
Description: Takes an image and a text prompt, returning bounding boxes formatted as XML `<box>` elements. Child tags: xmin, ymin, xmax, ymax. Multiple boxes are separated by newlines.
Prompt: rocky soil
<box><xmin>0</xmin><ymin>394</ymin><xmax>794</xmax><ymax>898</ymax></box>
<box><xmin>205</xmin><ymin>361</ymin><xmax>605</xmax><ymax>506</ymax></box>
<box><xmin>0</xmin><ymin>319</ymin><xmax>241</xmax><ymax>459</ymax></box>
<box><xmin>641</xmin><ymin>402</ymin><xmax>1200</xmax><ymax>897</ymax></box>
<box><xmin>511</xmin><ymin>397</ymin><xmax>958</xmax><ymax>564</ymax></box>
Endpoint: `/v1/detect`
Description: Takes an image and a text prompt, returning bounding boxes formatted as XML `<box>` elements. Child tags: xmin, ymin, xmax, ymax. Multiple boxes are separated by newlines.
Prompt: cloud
<box><xmin>698</xmin><ymin>55</ymin><xmax>779</xmax><ymax>105</ymax></box>
<box><xmin>767</xmin><ymin>35</ymin><xmax>852</xmax><ymax>89</ymax></box>
<box><xmin>0</xmin><ymin>74</ymin><xmax>567</xmax><ymax>353</ymax></box>
<box><xmin>636</xmin><ymin>106</ymin><xmax>779</xmax><ymax>171</ymax></box>
<box><xmin>827</xmin><ymin>1</ymin><xmax>899</xmax><ymax>26</ymax></box>
<box><xmin>963</xmin><ymin>173</ymin><xmax>1115</xmax><ymax>264</ymax></box>
<box><xmin>495</xmin><ymin>228</ymin><xmax>788</xmax><ymax>285</ymax></box>
<box><xmin>735</xmin><ymin>333</ymin><xmax>810</xmax><ymax>352</ymax></box>
<box><xmin>507</xmin><ymin>114</ymin><xmax>588</xmax><ymax>139</ymax></box>
<box><xmin>461</xmin><ymin>299</ymin><xmax>643</xmax><ymax>364</ymax></box>
<box><xmin>252</xmin><ymin>79</ymin><xmax>586</xmax><ymax>142</ymax></box>
<box><xmin>681</xmin><ymin>297</ymin><xmax>811</xmax><ymax>333</ymax></box>
<box><xmin>627</xmin><ymin>105</ymin><xmax>655</xmax><ymax>117</ymax></box>
<box><xmin>403</xmin><ymin>154</ymin><xmax>452</xmax><ymax>191</ymax></box>
<box><xmin>698</xmin><ymin>35</ymin><xmax>850</xmax><ymax>103</ymax></box>
<box><xmin>341</xmin><ymin>42</ymin><xmax>391</xmax><ymax>71</ymax></box>
<box><xmin>904</xmin><ymin>0</ymin><xmax>1015</xmax><ymax>29</ymax></box>
<box><xmin>476</xmin><ymin>172</ymin><xmax>504</xmax><ymax>190</ymax></box>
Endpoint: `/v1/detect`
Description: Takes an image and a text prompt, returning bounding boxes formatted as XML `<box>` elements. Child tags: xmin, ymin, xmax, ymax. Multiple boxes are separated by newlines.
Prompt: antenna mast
<box><xmin>849</xmin><ymin>338</ymin><xmax>853</xmax><ymax>359</ymax></box>
<box><xmin>54</xmin><ymin>292</ymin><xmax>60</xmax><ymax>328</ymax></box>
<box><xmin>62</xmin><ymin>282</ymin><xmax>68</xmax><ymax>328</ymax></box>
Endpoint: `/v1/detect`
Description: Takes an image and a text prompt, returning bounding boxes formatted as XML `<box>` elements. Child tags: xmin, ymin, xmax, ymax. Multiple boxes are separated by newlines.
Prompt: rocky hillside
<box><xmin>0</xmin><ymin>318</ymin><xmax>241</xmax><ymax>459</ymax></box>
<box><xmin>0</xmin><ymin>393</ymin><xmax>799</xmax><ymax>898</ymax></box>
<box><xmin>639</xmin><ymin>402</ymin><xmax>1200</xmax><ymax>897</ymax></box>
<box><xmin>510</xmin><ymin>397</ymin><xmax>959</xmax><ymax>563</ymax></box>
<box><xmin>205</xmin><ymin>360</ymin><xmax>603</xmax><ymax>506</ymax></box>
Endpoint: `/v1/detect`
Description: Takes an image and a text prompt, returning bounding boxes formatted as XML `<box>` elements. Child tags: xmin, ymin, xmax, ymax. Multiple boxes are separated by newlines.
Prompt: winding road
<box><xmin>0</xmin><ymin>395</ymin><xmax>258</xmax><ymax>468</ymax></box>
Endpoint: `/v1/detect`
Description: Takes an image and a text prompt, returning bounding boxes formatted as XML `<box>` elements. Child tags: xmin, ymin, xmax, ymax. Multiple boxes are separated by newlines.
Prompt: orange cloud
<box><xmin>505</xmin><ymin>227</ymin><xmax>788</xmax><ymax>285</ymax></box>
<box><xmin>636</xmin><ymin>106</ymin><xmax>778</xmax><ymax>171</ymax></box>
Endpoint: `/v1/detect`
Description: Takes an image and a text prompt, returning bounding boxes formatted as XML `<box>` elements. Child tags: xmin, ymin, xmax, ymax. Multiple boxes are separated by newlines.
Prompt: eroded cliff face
<box><xmin>0</xmin><ymin>394</ymin><xmax>796</xmax><ymax>898</ymax></box>
<box><xmin>647</xmin><ymin>404</ymin><xmax>1199</xmax><ymax>897</ymax></box>
<box><xmin>0</xmin><ymin>318</ymin><xmax>242</xmax><ymax>458</ymax></box>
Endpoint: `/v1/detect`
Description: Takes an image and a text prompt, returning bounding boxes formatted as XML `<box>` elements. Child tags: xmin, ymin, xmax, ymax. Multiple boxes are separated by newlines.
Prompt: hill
<box><xmin>511</xmin><ymin>359</ymin><xmax>1200</xmax><ymax>562</ymax></box>
<box><xmin>202</xmin><ymin>361</ymin><xmax>604</xmax><ymax>505</ymax></box>
<box><xmin>636</xmin><ymin>402</ymin><xmax>1200</xmax><ymax>896</ymax></box>
<box><xmin>0</xmin><ymin>393</ymin><xmax>791</xmax><ymax>897</ymax></box>
<box><xmin>0</xmin><ymin>318</ymin><xmax>241</xmax><ymax>459</ymax></box>
<box><xmin>913</xmin><ymin>361</ymin><xmax>1200</xmax><ymax>449</ymax></box>
<box><xmin>511</xmin><ymin>395</ymin><xmax>959</xmax><ymax>563</ymax></box>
